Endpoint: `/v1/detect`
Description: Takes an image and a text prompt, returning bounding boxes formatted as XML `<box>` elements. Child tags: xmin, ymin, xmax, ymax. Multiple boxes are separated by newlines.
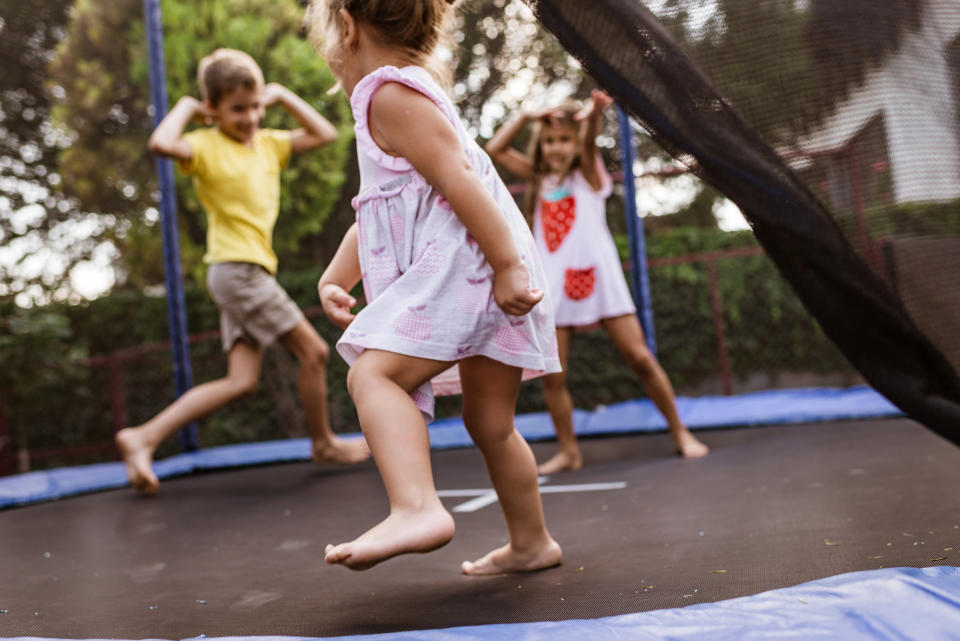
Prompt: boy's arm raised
<box><xmin>263</xmin><ymin>83</ymin><xmax>337</xmax><ymax>154</ymax></box>
<box><xmin>370</xmin><ymin>83</ymin><xmax>542</xmax><ymax>316</ymax></box>
<box><xmin>148</xmin><ymin>96</ymin><xmax>203</xmax><ymax>160</ymax></box>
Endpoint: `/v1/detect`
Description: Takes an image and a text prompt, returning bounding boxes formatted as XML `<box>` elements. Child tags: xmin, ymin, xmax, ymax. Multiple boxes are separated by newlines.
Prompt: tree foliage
<box><xmin>48</xmin><ymin>0</ymin><xmax>352</xmax><ymax>289</ymax></box>
<box><xmin>452</xmin><ymin>0</ymin><xmax>587</xmax><ymax>135</ymax></box>
<box><xmin>0</xmin><ymin>0</ymin><xmax>76</xmax><ymax>302</ymax></box>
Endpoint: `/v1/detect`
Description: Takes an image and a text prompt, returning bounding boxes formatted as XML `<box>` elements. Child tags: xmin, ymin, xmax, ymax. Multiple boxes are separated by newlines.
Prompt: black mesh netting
<box><xmin>524</xmin><ymin>0</ymin><xmax>960</xmax><ymax>441</ymax></box>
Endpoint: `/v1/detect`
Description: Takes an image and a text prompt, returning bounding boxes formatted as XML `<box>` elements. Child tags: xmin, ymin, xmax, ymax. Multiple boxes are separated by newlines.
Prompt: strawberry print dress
<box><xmin>533</xmin><ymin>159</ymin><xmax>636</xmax><ymax>328</ymax></box>
<box><xmin>337</xmin><ymin>65</ymin><xmax>561</xmax><ymax>420</ymax></box>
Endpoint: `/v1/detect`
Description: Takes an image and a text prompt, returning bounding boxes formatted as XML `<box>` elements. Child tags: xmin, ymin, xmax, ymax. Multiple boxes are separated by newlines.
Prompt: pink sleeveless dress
<box><xmin>533</xmin><ymin>160</ymin><xmax>636</xmax><ymax>328</ymax></box>
<box><xmin>337</xmin><ymin>65</ymin><xmax>561</xmax><ymax>420</ymax></box>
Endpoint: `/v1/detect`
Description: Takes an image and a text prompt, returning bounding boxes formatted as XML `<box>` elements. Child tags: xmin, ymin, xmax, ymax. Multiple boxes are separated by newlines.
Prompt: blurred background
<box><xmin>3</xmin><ymin>0</ymin><xmax>956</xmax><ymax>474</ymax></box>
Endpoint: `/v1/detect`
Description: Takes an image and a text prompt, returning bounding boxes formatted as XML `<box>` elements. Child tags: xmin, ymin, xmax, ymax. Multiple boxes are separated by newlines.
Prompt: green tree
<box><xmin>0</xmin><ymin>0</ymin><xmax>78</xmax><ymax>303</ymax></box>
<box><xmin>453</xmin><ymin>0</ymin><xmax>586</xmax><ymax>136</ymax></box>
<box><xmin>48</xmin><ymin>0</ymin><xmax>352</xmax><ymax>289</ymax></box>
<box><xmin>0</xmin><ymin>305</ymin><xmax>89</xmax><ymax>471</ymax></box>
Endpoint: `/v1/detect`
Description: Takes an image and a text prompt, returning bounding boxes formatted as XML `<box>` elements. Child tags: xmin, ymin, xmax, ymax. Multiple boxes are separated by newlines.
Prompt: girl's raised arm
<box><xmin>369</xmin><ymin>82</ymin><xmax>542</xmax><ymax>316</ymax></box>
<box><xmin>575</xmin><ymin>90</ymin><xmax>614</xmax><ymax>191</ymax></box>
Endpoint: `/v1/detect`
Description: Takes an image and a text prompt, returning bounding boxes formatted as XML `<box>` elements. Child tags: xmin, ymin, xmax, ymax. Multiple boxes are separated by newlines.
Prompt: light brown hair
<box><xmin>197</xmin><ymin>48</ymin><xmax>264</xmax><ymax>106</ymax></box>
<box><xmin>523</xmin><ymin>100</ymin><xmax>582</xmax><ymax>221</ymax></box>
<box><xmin>306</xmin><ymin>0</ymin><xmax>457</xmax><ymax>88</ymax></box>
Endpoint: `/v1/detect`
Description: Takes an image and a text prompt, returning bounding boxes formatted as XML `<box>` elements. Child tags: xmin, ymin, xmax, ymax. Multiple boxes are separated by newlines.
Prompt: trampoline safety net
<box><xmin>525</xmin><ymin>0</ymin><xmax>960</xmax><ymax>441</ymax></box>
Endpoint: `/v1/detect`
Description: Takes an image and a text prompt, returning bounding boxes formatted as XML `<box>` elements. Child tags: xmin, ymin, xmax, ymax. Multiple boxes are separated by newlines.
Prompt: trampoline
<box><xmin>5</xmin><ymin>0</ymin><xmax>960</xmax><ymax>639</ymax></box>
<box><xmin>2</xmin><ymin>404</ymin><xmax>960</xmax><ymax>639</ymax></box>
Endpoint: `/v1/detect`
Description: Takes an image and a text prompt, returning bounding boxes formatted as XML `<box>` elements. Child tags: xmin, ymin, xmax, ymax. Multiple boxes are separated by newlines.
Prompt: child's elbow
<box><xmin>318</xmin><ymin>131</ymin><xmax>338</xmax><ymax>147</ymax></box>
<box><xmin>148</xmin><ymin>136</ymin><xmax>169</xmax><ymax>156</ymax></box>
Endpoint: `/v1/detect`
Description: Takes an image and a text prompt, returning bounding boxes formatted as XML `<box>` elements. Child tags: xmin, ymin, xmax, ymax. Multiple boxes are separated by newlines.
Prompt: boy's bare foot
<box><xmin>312</xmin><ymin>435</ymin><xmax>370</xmax><ymax>465</ymax></box>
<box><xmin>324</xmin><ymin>504</ymin><xmax>454</xmax><ymax>570</ymax></box>
<box><xmin>115</xmin><ymin>428</ymin><xmax>159</xmax><ymax>494</ymax></box>
<box><xmin>672</xmin><ymin>429</ymin><xmax>709</xmax><ymax>459</ymax></box>
<box><xmin>536</xmin><ymin>450</ymin><xmax>583</xmax><ymax>475</ymax></box>
<box><xmin>461</xmin><ymin>537</ymin><xmax>562</xmax><ymax>576</ymax></box>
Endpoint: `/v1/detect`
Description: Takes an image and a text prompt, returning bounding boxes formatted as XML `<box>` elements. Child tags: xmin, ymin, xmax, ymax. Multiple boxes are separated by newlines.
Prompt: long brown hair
<box><xmin>306</xmin><ymin>0</ymin><xmax>458</xmax><ymax>88</ymax></box>
<box><xmin>523</xmin><ymin>100</ymin><xmax>582</xmax><ymax>222</ymax></box>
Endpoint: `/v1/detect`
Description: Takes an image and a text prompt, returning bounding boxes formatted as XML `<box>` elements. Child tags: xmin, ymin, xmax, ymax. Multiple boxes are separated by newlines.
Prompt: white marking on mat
<box><xmin>439</xmin><ymin>477</ymin><xmax>626</xmax><ymax>513</ymax></box>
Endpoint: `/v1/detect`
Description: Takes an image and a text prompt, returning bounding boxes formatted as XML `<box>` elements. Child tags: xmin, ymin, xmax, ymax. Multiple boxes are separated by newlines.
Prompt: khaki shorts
<box><xmin>206</xmin><ymin>262</ymin><xmax>305</xmax><ymax>352</ymax></box>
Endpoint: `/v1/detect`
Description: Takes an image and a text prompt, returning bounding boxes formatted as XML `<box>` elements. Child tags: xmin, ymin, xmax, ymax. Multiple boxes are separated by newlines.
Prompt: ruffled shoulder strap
<box><xmin>350</xmin><ymin>65</ymin><xmax>462</xmax><ymax>171</ymax></box>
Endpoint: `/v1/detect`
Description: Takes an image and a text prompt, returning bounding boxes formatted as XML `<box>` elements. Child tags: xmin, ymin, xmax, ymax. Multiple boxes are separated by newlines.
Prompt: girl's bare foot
<box><xmin>672</xmin><ymin>429</ymin><xmax>709</xmax><ymax>459</ymax></box>
<box><xmin>324</xmin><ymin>504</ymin><xmax>454</xmax><ymax>570</ymax></box>
<box><xmin>114</xmin><ymin>428</ymin><xmax>159</xmax><ymax>494</ymax></box>
<box><xmin>536</xmin><ymin>449</ymin><xmax>583</xmax><ymax>475</ymax></box>
<box><xmin>312</xmin><ymin>436</ymin><xmax>370</xmax><ymax>465</ymax></box>
<box><xmin>461</xmin><ymin>537</ymin><xmax>563</xmax><ymax>576</ymax></box>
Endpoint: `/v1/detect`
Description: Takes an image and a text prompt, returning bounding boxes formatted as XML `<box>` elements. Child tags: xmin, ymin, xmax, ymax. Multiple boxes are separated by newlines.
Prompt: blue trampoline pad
<box><xmin>268</xmin><ymin>566</ymin><xmax>960</xmax><ymax>641</ymax></box>
<box><xmin>0</xmin><ymin>385</ymin><xmax>900</xmax><ymax>508</ymax></box>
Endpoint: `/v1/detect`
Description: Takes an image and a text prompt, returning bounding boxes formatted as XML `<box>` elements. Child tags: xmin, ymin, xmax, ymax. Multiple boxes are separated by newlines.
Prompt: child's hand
<box><xmin>493</xmin><ymin>263</ymin><xmax>544</xmax><ymax>316</ymax></box>
<box><xmin>262</xmin><ymin>83</ymin><xmax>287</xmax><ymax>108</ymax></box>
<box><xmin>527</xmin><ymin>106</ymin><xmax>566</xmax><ymax>128</ymax></box>
<box><xmin>319</xmin><ymin>283</ymin><xmax>357</xmax><ymax>329</ymax></box>
<box><xmin>575</xmin><ymin>90</ymin><xmax>614</xmax><ymax>121</ymax></box>
<box><xmin>182</xmin><ymin>96</ymin><xmax>212</xmax><ymax>125</ymax></box>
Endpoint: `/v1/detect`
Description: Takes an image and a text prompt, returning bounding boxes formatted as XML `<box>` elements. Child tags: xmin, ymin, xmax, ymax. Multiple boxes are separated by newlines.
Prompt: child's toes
<box><xmin>324</xmin><ymin>543</ymin><xmax>349</xmax><ymax>564</ymax></box>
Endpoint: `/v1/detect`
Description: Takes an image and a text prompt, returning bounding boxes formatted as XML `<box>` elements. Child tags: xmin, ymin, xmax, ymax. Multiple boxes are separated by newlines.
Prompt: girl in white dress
<box><xmin>486</xmin><ymin>91</ymin><xmax>709</xmax><ymax>474</ymax></box>
<box><xmin>309</xmin><ymin>0</ymin><xmax>562</xmax><ymax>574</ymax></box>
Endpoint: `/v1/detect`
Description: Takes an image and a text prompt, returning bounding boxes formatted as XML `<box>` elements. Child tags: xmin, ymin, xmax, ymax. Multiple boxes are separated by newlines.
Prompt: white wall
<box><xmin>797</xmin><ymin>0</ymin><xmax>960</xmax><ymax>204</ymax></box>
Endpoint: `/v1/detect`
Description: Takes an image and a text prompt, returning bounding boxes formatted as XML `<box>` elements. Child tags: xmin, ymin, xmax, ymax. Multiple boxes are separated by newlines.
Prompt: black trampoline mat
<box><xmin>2</xmin><ymin>417</ymin><xmax>959</xmax><ymax>638</ymax></box>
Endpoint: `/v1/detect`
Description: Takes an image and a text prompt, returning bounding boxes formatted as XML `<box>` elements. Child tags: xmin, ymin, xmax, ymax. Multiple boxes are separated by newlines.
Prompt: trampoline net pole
<box><xmin>617</xmin><ymin>105</ymin><xmax>658</xmax><ymax>355</ymax></box>
<box><xmin>143</xmin><ymin>0</ymin><xmax>198</xmax><ymax>450</ymax></box>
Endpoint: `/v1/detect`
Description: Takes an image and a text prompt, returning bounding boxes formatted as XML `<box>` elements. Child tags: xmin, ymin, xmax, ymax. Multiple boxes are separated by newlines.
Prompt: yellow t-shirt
<box><xmin>178</xmin><ymin>128</ymin><xmax>292</xmax><ymax>274</ymax></box>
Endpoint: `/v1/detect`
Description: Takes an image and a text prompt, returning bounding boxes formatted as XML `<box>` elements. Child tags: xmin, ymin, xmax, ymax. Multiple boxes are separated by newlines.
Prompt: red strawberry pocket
<box><xmin>541</xmin><ymin>194</ymin><xmax>575</xmax><ymax>252</ymax></box>
<box><xmin>564</xmin><ymin>266</ymin><xmax>596</xmax><ymax>301</ymax></box>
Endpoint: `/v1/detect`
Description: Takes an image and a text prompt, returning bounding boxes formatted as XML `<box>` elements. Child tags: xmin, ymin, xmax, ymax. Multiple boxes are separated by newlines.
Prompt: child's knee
<box><xmin>625</xmin><ymin>346</ymin><xmax>656</xmax><ymax>374</ymax></box>
<box><xmin>542</xmin><ymin>371</ymin><xmax>568</xmax><ymax>392</ymax></box>
<box><xmin>310</xmin><ymin>337</ymin><xmax>330</xmax><ymax>366</ymax></box>
<box><xmin>345</xmin><ymin>361</ymin><xmax>373</xmax><ymax>401</ymax></box>
<box><xmin>464</xmin><ymin>414</ymin><xmax>515</xmax><ymax>449</ymax></box>
<box><xmin>230</xmin><ymin>375</ymin><xmax>260</xmax><ymax>397</ymax></box>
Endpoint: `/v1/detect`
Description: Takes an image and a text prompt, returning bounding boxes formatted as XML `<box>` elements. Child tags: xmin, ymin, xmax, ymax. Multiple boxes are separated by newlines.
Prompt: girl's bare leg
<box><xmin>601</xmin><ymin>314</ymin><xmax>709</xmax><ymax>458</ymax></box>
<box><xmin>537</xmin><ymin>327</ymin><xmax>583</xmax><ymax>474</ymax></box>
<box><xmin>115</xmin><ymin>340</ymin><xmax>263</xmax><ymax>494</ymax></box>
<box><xmin>458</xmin><ymin>356</ymin><xmax>562</xmax><ymax>575</ymax></box>
<box><xmin>324</xmin><ymin>350</ymin><xmax>455</xmax><ymax>570</ymax></box>
<box><xmin>279</xmin><ymin>320</ymin><xmax>369</xmax><ymax>464</ymax></box>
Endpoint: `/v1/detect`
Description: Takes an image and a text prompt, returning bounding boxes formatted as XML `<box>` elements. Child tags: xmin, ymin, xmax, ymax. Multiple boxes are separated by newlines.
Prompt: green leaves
<box><xmin>49</xmin><ymin>0</ymin><xmax>352</xmax><ymax>290</ymax></box>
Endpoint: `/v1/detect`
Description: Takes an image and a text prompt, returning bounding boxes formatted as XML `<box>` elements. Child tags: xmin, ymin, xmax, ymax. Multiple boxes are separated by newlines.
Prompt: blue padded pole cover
<box><xmin>617</xmin><ymin>105</ymin><xmax>657</xmax><ymax>354</ymax></box>
<box><xmin>143</xmin><ymin>0</ymin><xmax>198</xmax><ymax>450</ymax></box>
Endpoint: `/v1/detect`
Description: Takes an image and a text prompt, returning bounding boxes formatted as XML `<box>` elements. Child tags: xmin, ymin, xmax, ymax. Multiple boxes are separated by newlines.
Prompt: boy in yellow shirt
<box><xmin>116</xmin><ymin>48</ymin><xmax>368</xmax><ymax>493</ymax></box>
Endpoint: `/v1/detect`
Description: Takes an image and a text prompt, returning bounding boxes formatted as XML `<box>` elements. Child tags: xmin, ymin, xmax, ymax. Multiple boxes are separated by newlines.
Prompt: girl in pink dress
<box><xmin>309</xmin><ymin>0</ymin><xmax>562</xmax><ymax>574</ymax></box>
<box><xmin>486</xmin><ymin>91</ymin><xmax>709</xmax><ymax>474</ymax></box>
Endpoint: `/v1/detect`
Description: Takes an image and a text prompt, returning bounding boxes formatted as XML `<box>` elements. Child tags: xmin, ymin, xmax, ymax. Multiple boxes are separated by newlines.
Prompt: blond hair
<box><xmin>523</xmin><ymin>100</ymin><xmax>583</xmax><ymax>221</ymax></box>
<box><xmin>306</xmin><ymin>0</ymin><xmax>457</xmax><ymax>88</ymax></box>
<box><xmin>197</xmin><ymin>48</ymin><xmax>264</xmax><ymax>106</ymax></box>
